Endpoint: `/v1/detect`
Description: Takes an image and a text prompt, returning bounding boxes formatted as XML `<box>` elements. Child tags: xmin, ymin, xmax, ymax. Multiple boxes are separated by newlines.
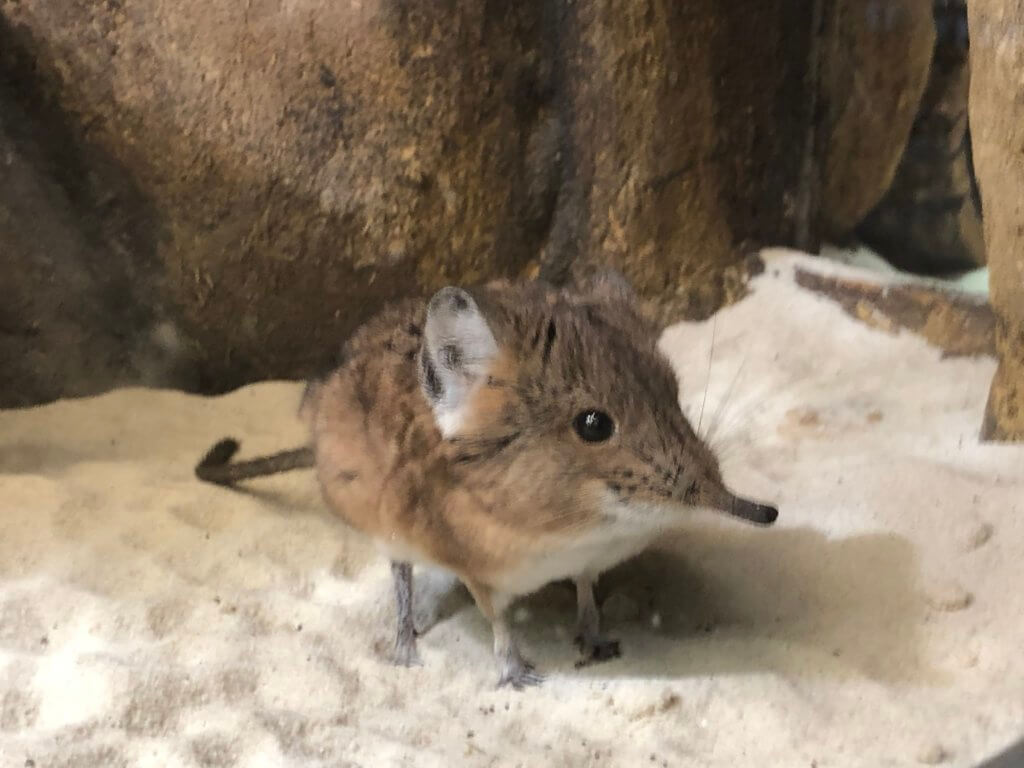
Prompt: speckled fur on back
<box><xmin>195</xmin><ymin>271</ymin><xmax>777</xmax><ymax>686</ymax></box>
<box><xmin>312</xmin><ymin>274</ymin><xmax>772</xmax><ymax>579</ymax></box>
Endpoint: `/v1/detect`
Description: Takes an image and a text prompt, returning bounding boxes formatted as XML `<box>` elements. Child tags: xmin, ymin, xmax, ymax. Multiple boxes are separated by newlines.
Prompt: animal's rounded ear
<box><xmin>420</xmin><ymin>287</ymin><xmax>499</xmax><ymax>434</ymax></box>
<box><xmin>423</xmin><ymin>288</ymin><xmax>496</xmax><ymax>369</ymax></box>
<box><xmin>571</xmin><ymin>266</ymin><xmax>636</xmax><ymax>305</ymax></box>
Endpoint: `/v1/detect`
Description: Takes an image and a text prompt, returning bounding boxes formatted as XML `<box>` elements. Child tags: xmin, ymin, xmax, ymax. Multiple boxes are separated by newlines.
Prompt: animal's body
<box><xmin>196</xmin><ymin>272</ymin><xmax>777</xmax><ymax>687</ymax></box>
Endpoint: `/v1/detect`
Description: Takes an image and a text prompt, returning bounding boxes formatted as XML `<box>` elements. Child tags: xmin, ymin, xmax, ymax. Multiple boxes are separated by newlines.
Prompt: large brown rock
<box><xmin>538</xmin><ymin>0</ymin><xmax>817</xmax><ymax>318</ymax></box>
<box><xmin>3</xmin><ymin>1</ymin><xmax>559</xmax><ymax>393</ymax></box>
<box><xmin>858</xmin><ymin>0</ymin><xmax>986</xmax><ymax>274</ymax></box>
<box><xmin>820</xmin><ymin>0</ymin><xmax>935</xmax><ymax>238</ymax></box>
<box><xmin>0</xmin><ymin>18</ymin><xmax>195</xmax><ymax>408</ymax></box>
<box><xmin>0</xmin><ymin>0</ymin><xmax>937</xmax><ymax>405</ymax></box>
<box><xmin>969</xmin><ymin>0</ymin><xmax>1024</xmax><ymax>441</ymax></box>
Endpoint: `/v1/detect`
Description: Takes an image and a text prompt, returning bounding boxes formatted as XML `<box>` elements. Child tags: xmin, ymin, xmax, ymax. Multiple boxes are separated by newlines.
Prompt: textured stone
<box><xmin>0</xmin><ymin>18</ymin><xmax>195</xmax><ymax>407</ymax></box>
<box><xmin>820</xmin><ymin>0</ymin><xmax>935</xmax><ymax>237</ymax></box>
<box><xmin>2</xmin><ymin>1</ymin><xmax>558</xmax><ymax>394</ymax></box>
<box><xmin>541</xmin><ymin>1</ymin><xmax>816</xmax><ymax>320</ymax></box>
<box><xmin>792</xmin><ymin>268</ymin><xmax>996</xmax><ymax>358</ymax></box>
<box><xmin>1</xmin><ymin>0</ymin><xmax>941</xmax><ymax>405</ymax></box>
<box><xmin>969</xmin><ymin>0</ymin><xmax>1024</xmax><ymax>441</ymax></box>
<box><xmin>981</xmin><ymin>322</ymin><xmax>1024</xmax><ymax>440</ymax></box>
<box><xmin>858</xmin><ymin>0</ymin><xmax>985</xmax><ymax>274</ymax></box>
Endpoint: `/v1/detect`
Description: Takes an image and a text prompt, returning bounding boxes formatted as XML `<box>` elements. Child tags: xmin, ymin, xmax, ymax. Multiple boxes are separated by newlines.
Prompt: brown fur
<box><xmin>194</xmin><ymin>272</ymin><xmax>777</xmax><ymax>686</ymax></box>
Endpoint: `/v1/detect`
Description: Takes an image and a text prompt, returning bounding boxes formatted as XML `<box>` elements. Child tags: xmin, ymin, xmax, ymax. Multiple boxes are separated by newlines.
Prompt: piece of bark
<box><xmin>793</xmin><ymin>268</ymin><xmax>995</xmax><ymax>358</ymax></box>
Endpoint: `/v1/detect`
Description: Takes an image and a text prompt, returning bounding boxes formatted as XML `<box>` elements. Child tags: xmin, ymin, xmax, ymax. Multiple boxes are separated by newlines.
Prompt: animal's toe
<box><xmin>497</xmin><ymin>661</ymin><xmax>544</xmax><ymax>690</ymax></box>
<box><xmin>575</xmin><ymin>637</ymin><xmax>621</xmax><ymax>668</ymax></box>
<box><xmin>594</xmin><ymin>638</ymin><xmax>621</xmax><ymax>660</ymax></box>
<box><xmin>391</xmin><ymin>643</ymin><xmax>423</xmax><ymax>668</ymax></box>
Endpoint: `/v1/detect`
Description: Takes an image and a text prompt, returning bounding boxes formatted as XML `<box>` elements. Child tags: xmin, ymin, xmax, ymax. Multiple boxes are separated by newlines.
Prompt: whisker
<box><xmin>701</xmin><ymin>400</ymin><xmax>780</xmax><ymax>455</ymax></box>
<box><xmin>704</xmin><ymin>353</ymin><xmax>749</xmax><ymax>445</ymax></box>
<box><xmin>697</xmin><ymin>315</ymin><xmax>717</xmax><ymax>437</ymax></box>
<box><xmin>692</xmin><ymin>351</ymin><xmax>845</xmax><ymax>449</ymax></box>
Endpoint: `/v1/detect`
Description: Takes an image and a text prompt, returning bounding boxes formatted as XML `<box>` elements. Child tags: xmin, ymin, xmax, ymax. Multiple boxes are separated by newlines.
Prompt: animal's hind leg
<box><xmin>391</xmin><ymin>560</ymin><xmax>422</xmax><ymax>667</ymax></box>
<box><xmin>463</xmin><ymin>580</ymin><xmax>542</xmax><ymax>689</ymax></box>
<box><xmin>573</xmin><ymin>574</ymin><xmax>621</xmax><ymax>667</ymax></box>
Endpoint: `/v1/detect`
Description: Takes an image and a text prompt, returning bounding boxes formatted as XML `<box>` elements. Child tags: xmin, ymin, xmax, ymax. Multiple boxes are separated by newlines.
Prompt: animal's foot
<box><xmin>574</xmin><ymin>634</ymin><xmax>621</xmax><ymax>667</ymax></box>
<box><xmin>391</xmin><ymin>637</ymin><xmax>423</xmax><ymax>668</ymax></box>
<box><xmin>497</xmin><ymin>657</ymin><xmax>544</xmax><ymax>690</ymax></box>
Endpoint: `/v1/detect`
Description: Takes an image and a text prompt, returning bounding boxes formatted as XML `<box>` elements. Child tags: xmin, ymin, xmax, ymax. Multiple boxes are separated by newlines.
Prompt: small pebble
<box><xmin>785</xmin><ymin>407</ymin><xmax>821</xmax><ymax>427</ymax></box>
<box><xmin>926</xmin><ymin>584</ymin><xmax>973</xmax><ymax>612</ymax></box>
<box><xmin>958</xmin><ymin>648</ymin><xmax>979</xmax><ymax>669</ymax></box>
<box><xmin>963</xmin><ymin>522</ymin><xmax>994</xmax><ymax>552</ymax></box>
<box><xmin>798</xmin><ymin>409</ymin><xmax>820</xmax><ymax>426</ymax></box>
<box><xmin>659</xmin><ymin>690</ymin><xmax>680</xmax><ymax>711</ymax></box>
<box><xmin>917</xmin><ymin>743</ymin><xmax>950</xmax><ymax>764</ymax></box>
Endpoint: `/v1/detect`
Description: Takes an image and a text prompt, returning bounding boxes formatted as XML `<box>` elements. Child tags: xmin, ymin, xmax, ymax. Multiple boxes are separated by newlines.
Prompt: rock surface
<box><xmin>968</xmin><ymin>0</ymin><xmax>1024</xmax><ymax>440</ymax></box>
<box><xmin>858</xmin><ymin>0</ymin><xmax>986</xmax><ymax>274</ymax></box>
<box><xmin>540</xmin><ymin>1</ymin><xmax>817</xmax><ymax>318</ymax></box>
<box><xmin>0</xmin><ymin>18</ymin><xmax>195</xmax><ymax>407</ymax></box>
<box><xmin>819</xmin><ymin>0</ymin><xmax>935</xmax><ymax>238</ymax></box>
<box><xmin>1</xmin><ymin>1</ymin><xmax>937</xmax><ymax>405</ymax></box>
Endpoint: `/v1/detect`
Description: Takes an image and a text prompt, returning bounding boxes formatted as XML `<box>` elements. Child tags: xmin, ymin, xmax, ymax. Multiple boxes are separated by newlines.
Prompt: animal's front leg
<box><xmin>464</xmin><ymin>580</ymin><xmax>543</xmax><ymax>689</ymax></box>
<box><xmin>390</xmin><ymin>560</ymin><xmax>422</xmax><ymax>667</ymax></box>
<box><xmin>573</xmin><ymin>574</ymin><xmax>621</xmax><ymax>667</ymax></box>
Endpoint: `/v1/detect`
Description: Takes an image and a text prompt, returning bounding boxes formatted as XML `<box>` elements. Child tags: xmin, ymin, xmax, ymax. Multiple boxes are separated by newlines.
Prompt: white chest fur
<box><xmin>493</xmin><ymin>526</ymin><xmax>655</xmax><ymax>598</ymax></box>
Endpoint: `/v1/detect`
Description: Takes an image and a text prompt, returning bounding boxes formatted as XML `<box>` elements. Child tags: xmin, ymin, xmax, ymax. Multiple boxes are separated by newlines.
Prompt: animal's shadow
<box><xmin>137</xmin><ymin>471</ymin><xmax>929</xmax><ymax>686</ymax></box>
<box><xmin>0</xmin><ymin>441</ymin><xmax>96</xmax><ymax>475</ymax></box>
<box><xmin>429</xmin><ymin>523</ymin><xmax>929</xmax><ymax>685</ymax></box>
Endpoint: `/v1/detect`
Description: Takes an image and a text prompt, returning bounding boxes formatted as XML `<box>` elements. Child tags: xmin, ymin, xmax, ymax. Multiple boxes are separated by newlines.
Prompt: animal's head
<box><xmin>417</xmin><ymin>271</ymin><xmax>777</xmax><ymax>532</ymax></box>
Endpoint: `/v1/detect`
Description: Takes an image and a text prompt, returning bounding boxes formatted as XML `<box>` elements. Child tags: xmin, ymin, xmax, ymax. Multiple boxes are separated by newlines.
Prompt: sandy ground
<box><xmin>1</xmin><ymin>250</ymin><xmax>1022</xmax><ymax>768</ymax></box>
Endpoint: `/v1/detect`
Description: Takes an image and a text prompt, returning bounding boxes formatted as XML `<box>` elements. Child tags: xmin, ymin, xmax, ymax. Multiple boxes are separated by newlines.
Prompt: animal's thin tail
<box><xmin>195</xmin><ymin>438</ymin><xmax>314</xmax><ymax>486</ymax></box>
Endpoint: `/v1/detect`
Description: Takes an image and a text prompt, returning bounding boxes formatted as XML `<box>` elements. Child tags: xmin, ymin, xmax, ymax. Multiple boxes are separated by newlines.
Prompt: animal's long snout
<box><xmin>676</xmin><ymin>471</ymin><xmax>779</xmax><ymax>526</ymax></box>
<box><xmin>727</xmin><ymin>494</ymin><xmax>778</xmax><ymax>525</ymax></box>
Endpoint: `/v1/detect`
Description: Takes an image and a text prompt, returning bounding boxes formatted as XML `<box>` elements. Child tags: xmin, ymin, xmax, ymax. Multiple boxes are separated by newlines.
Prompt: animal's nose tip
<box><xmin>728</xmin><ymin>496</ymin><xmax>779</xmax><ymax>525</ymax></box>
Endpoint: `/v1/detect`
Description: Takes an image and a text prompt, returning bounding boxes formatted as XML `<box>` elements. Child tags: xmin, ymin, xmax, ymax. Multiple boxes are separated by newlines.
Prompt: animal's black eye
<box><xmin>573</xmin><ymin>410</ymin><xmax>615</xmax><ymax>442</ymax></box>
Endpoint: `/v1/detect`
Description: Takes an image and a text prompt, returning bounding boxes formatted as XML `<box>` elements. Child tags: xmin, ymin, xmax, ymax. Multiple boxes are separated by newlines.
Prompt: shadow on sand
<box><xmin>438</xmin><ymin>522</ymin><xmax>928</xmax><ymax>685</ymax></box>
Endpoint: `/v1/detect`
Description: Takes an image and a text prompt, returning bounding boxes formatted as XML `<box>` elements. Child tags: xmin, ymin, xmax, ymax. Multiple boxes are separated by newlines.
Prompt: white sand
<box><xmin>1</xmin><ymin>249</ymin><xmax>1022</xmax><ymax>768</ymax></box>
